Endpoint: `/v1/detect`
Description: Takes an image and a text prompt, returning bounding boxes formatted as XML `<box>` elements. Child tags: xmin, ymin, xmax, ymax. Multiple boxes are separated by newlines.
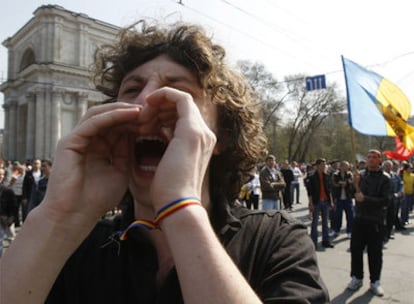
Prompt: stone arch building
<box><xmin>0</xmin><ymin>5</ymin><xmax>119</xmax><ymax>161</ymax></box>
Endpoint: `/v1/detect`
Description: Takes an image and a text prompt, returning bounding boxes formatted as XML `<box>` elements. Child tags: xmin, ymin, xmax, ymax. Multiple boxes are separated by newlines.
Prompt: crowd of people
<box><xmin>0</xmin><ymin>158</ymin><xmax>52</xmax><ymax>257</ymax></box>
<box><xmin>239</xmin><ymin>155</ymin><xmax>304</xmax><ymax>212</ymax></box>
<box><xmin>239</xmin><ymin>150</ymin><xmax>412</xmax><ymax>297</ymax></box>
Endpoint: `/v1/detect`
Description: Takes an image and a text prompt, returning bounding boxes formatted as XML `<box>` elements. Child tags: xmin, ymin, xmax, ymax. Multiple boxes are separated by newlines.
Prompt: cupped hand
<box><xmin>41</xmin><ymin>102</ymin><xmax>142</xmax><ymax>224</ymax></box>
<box><xmin>139</xmin><ymin>87</ymin><xmax>217</xmax><ymax>209</ymax></box>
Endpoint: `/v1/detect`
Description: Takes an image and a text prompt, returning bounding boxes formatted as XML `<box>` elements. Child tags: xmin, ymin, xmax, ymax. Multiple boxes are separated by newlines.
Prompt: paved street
<box><xmin>288</xmin><ymin>184</ymin><xmax>414</xmax><ymax>304</ymax></box>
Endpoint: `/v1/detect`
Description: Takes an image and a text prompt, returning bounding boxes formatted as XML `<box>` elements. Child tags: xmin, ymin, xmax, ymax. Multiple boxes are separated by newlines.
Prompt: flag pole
<box><xmin>349</xmin><ymin>125</ymin><xmax>357</xmax><ymax>167</ymax></box>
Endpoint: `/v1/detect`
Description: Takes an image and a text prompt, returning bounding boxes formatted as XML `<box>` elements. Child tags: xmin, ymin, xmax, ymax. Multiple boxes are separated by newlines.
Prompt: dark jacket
<box><xmin>280</xmin><ymin>168</ymin><xmax>294</xmax><ymax>187</ymax></box>
<box><xmin>355</xmin><ymin>169</ymin><xmax>392</xmax><ymax>224</ymax></box>
<box><xmin>0</xmin><ymin>185</ymin><xmax>16</xmax><ymax>227</ymax></box>
<box><xmin>46</xmin><ymin>206</ymin><xmax>330</xmax><ymax>303</ymax></box>
<box><xmin>22</xmin><ymin>170</ymin><xmax>35</xmax><ymax>201</ymax></box>
<box><xmin>28</xmin><ymin>176</ymin><xmax>48</xmax><ymax>212</ymax></box>
<box><xmin>331</xmin><ymin>170</ymin><xmax>354</xmax><ymax>199</ymax></box>
<box><xmin>22</xmin><ymin>170</ymin><xmax>43</xmax><ymax>201</ymax></box>
<box><xmin>306</xmin><ymin>171</ymin><xmax>332</xmax><ymax>205</ymax></box>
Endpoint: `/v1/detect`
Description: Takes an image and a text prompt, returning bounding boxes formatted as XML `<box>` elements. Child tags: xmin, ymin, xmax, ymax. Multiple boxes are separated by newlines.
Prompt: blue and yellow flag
<box><xmin>342</xmin><ymin>56</ymin><xmax>414</xmax><ymax>150</ymax></box>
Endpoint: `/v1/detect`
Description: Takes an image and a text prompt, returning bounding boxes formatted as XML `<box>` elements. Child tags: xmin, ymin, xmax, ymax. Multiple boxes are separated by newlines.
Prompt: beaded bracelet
<box><xmin>118</xmin><ymin>197</ymin><xmax>202</xmax><ymax>240</ymax></box>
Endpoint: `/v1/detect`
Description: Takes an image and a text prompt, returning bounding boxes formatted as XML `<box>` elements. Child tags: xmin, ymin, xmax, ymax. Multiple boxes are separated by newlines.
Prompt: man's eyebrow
<box><xmin>120</xmin><ymin>74</ymin><xmax>198</xmax><ymax>87</ymax></box>
<box><xmin>165</xmin><ymin>75</ymin><xmax>196</xmax><ymax>84</ymax></box>
<box><xmin>121</xmin><ymin>75</ymin><xmax>144</xmax><ymax>85</ymax></box>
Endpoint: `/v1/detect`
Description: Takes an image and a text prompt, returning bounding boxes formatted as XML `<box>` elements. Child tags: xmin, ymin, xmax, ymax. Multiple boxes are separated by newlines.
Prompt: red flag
<box><xmin>383</xmin><ymin>137</ymin><xmax>414</xmax><ymax>160</ymax></box>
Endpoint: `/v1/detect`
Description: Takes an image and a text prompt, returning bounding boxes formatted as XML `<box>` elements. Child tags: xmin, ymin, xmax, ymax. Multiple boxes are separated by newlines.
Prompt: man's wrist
<box><xmin>31</xmin><ymin>204</ymin><xmax>98</xmax><ymax>243</ymax></box>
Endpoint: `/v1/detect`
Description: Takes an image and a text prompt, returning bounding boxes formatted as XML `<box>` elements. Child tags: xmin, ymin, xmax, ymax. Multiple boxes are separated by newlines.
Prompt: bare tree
<box><xmin>281</xmin><ymin>75</ymin><xmax>345</xmax><ymax>162</ymax></box>
<box><xmin>237</xmin><ymin>62</ymin><xmax>353</xmax><ymax>161</ymax></box>
<box><xmin>237</xmin><ymin>60</ymin><xmax>290</xmax><ymax>153</ymax></box>
<box><xmin>237</xmin><ymin>60</ymin><xmax>285</xmax><ymax>127</ymax></box>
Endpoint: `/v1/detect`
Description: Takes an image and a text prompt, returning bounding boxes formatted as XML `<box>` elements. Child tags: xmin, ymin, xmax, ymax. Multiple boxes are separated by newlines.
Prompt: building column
<box><xmin>2</xmin><ymin>104</ymin><xmax>10</xmax><ymax>160</ymax></box>
<box><xmin>79</xmin><ymin>24</ymin><xmax>88</xmax><ymax>67</ymax></box>
<box><xmin>77</xmin><ymin>92</ymin><xmax>88</xmax><ymax>122</ymax></box>
<box><xmin>54</xmin><ymin>17</ymin><xmax>63</xmax><ymax>61</ymax></box>
<box><xmin>16</xmin><ymin>99</ymin><xmax>27</xmax><ymax>162</ymax></box>
<box><xmin>34</xmin><ymin>89</ymin><xmax>45</xmax><ymax>159</ymax></box>
<box><xmin>51</xmin><ymin>90</ymin><xmax>63</xmax><ymax>157</ymax></box>
<box><xmin>25</xmin><ymin>92</ymin><xmax>35</xmax><ymax>160</ymax></box>
<box><xmin>9</xmin><ymin>102</ymin><xmax>18</xmax><ymax>160</ymax></box>
<box><xmin>44</xmin><ymin>89</ymin><xmax>52</xmax><ymax>158</ymax></box>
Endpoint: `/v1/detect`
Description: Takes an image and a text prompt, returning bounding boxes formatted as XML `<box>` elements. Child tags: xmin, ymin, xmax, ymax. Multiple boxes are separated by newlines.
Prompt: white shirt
<box><xmin>33</xmin><ymin>170</ymin><xmax>41</xmax><ymax>185</ymax></box>
<box><xmin>292</xmin><ymin>167</ymin><xmax>302</xmax><ymax>183</ymax></box>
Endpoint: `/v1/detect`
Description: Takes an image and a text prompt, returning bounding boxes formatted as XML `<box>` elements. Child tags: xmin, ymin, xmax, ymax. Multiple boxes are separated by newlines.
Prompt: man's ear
<box><xmin>213</xmin><ymin>128</ymin><xmax>232</xmax><ymax>155</ymax></box>
<box><xmin>213</xmin><ymin>144</ymin><xmax>221</xmax><ymax>155</ymax></box>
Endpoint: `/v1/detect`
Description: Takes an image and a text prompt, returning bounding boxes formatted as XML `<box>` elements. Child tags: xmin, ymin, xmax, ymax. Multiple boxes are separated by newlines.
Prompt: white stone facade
<box><xmin>0</xmin><ymin>5</ymin><xmax>119</xmax><ymax>161</ymax></box>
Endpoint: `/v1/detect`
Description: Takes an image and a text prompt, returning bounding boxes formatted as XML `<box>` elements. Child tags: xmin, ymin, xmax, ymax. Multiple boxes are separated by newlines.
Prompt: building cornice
<box><xmin>3</xmin><ymin>4</ymin><xmax>119</xmax><ymax>47</ymax></box>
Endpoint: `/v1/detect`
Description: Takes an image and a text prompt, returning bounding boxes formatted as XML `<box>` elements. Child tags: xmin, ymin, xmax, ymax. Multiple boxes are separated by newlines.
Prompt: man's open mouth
<box><xmin>135</xmin><ymin>136</ymin><xmax>168</xmax><ymax>172</ymax></box>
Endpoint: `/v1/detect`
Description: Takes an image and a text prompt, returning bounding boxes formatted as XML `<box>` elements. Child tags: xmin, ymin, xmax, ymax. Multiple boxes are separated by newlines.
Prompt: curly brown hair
<box><xmin>92</xmin><ymin>20</ymin><xmax>267</xmax><ymax>215</ymax></box>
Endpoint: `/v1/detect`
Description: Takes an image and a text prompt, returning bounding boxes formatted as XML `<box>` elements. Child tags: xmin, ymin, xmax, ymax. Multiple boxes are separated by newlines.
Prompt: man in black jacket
<box><xmin>280</xmin><ymin>160</ymin><xmax>294</xmax><ymax>210</ymax></box>
<box><xmin>347</xmin><ymin>149</ymin><xmax>392</xmax><ymax>297</ymax></box>
<box><xmin>0</xmin><ymin>169</ymin><xmax>17</xmax><ymax>257</ymax></box>
<box><xmin>22</xmin><ymin>159</ymin><xmax>42</xmax><ymax>222</ymax></box>
<box><xmin>331</xmin><ymin>161</ymin><xmax>354</xmax><ymax>238</ymax></box>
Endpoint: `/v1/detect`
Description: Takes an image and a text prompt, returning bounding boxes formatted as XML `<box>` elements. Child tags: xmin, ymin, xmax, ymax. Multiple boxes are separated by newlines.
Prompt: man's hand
<box><xmin>42</xmin><ymin>102</ymin><xmax>142</xmax><ymax>225</ymax></box>
<box><xmin>354</xmin><ymin>192</ymin><xmax>364</xmax><ymax>203</ymax></box>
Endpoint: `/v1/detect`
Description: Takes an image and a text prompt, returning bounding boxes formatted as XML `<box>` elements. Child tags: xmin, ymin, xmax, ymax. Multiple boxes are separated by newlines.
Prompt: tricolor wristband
<box><xmin>118</xmin><ymin>197</ymin><xmax>202</xmax><ymax>240</ymax></box>
<box><xmin>154</xmin><ymin>196</ymin><xmax>202</xmax><ymax>226</ymax></box>
<box><xmin>118</xmin><ymin>219</ymin><xmax>157</xmax><ymax>240</ymax></box>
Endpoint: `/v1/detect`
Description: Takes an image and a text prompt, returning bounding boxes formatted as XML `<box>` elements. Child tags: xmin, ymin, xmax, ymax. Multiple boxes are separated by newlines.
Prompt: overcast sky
<box><xmin>2</xmin><ymin>0</ymin><xmax>414</xmax><ymax>128</ymax></box>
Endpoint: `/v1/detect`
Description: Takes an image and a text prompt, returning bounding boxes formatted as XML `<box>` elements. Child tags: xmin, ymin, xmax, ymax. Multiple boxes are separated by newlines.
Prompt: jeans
<box><xmin>311</xmin><ymin>200</ymin><xmax>330</xmax><ymax>246</ymax></box>
<box><xmin>262</xmin><ymin>198</ymin><xmax>281</xmax><ymax>211</ymax></box>
<box><xmin>334</xmin><ymin>198</ymin><xmax>354</xmax><ymax>234</ymax></box>
<box><xmin>291</xmin><ymin>182</ymin><xmax>300</xmax><ymax>203</ymax></box>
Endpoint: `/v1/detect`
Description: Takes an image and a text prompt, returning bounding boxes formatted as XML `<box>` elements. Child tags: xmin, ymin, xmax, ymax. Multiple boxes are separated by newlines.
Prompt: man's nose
<box><xmin>131</xmin><ymin>81</ymin><xmax>159</xmax><ymax>106</ymax></box>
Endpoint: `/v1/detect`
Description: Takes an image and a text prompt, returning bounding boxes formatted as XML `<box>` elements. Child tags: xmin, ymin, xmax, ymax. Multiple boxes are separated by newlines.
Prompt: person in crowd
<box><xmin>327</xmin><ymin>160</ymin><xmax>339</xmax><ymax>236</ymax></box>
<box><xmin>357</xmin><ymin>159</ymin><xmax>367</xmax><ymax>171</ymax></box>
<box><xmin>0</xmin><ymin>168</ymin><xmax>17</xmax><ymax>257</ymax></box>
<box><xmin>400</xmin><ymin>162</ymin><xmax>413</xmax><ymax>228</ymax></box>
<box><xmin>382</xmin><ymin>160</ymin><xmax>404</xmax><ymax>241</ymax></box>
<box><xmin>8</xmin><ymin>164</ymin><xmax>26</xmax><ymax>227</ymax></box>
<box><xmin>304</xmin><ymin>163</ymin><xmax>316</xmax><ymax>189</ymax></box>
<box><xmin>0</xmin><ymin>21</ymin><xmax>329</xmax><ymax>303</ymax></box>
<box><xmin>27</xmin><ymin>159</ymin><xmax>52</xmax><ymax>213</ymax></box>
<box><xmin>259</xmin><ymin>155</ymin><xmax>286</xmax><ymax>211</ymax></box>
<box><xmin>306</xmin><ymin>158</ymin><xmax>335</xmax><ymax>249</ymax></box>
<box><xmin>347</xmin><ymin>149</ymin><xmax>392</xmax><ymax>297</ymax></box>
<box><xmin>280</xmin><ymin>160</ymin><xmax>294</xmax><ymax>210</ymax></box>
<box><xmin>22</xmin><ymin>159</ymin><xmax>43</xmax><ymax>222</ymax></box>
<box><xmin>291</xmin><ymin>161</ymin><xmax>303</xmax><ymax>204</ymax></box>
<box><xmin>3</xmin><ymin>160</ymin><xmax>13</xmax><ymax>186</ymax></box>
<box><xmin>244</xmin><ymin>167</ymin><xmax>261</xmax><ymax>210</ymax></box>
<box><xmin>331</xmin><ymin>160</ymin><xmax>354</xmax><ymax>239</ymax></box>
<box><xmin>304</xmin><ymin>162</ymin><xmax>316</xmax><ymax>219</ymax></box>
<box><xmin>391</xmin><ymin>161</ymin><xmax>405</xmax><ymax>232</ymax></box>
<box><xmin>238</xmin><ymin>182</ymin><xmax>250</xmax><ymax>207</ymax></box>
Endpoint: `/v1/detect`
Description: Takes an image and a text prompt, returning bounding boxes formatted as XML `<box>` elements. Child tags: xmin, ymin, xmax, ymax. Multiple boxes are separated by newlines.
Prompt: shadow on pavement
<box><xmin>331</xmin><ymin>288</ymin><xmax>375</xmax><ymax>304</ymax></box>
